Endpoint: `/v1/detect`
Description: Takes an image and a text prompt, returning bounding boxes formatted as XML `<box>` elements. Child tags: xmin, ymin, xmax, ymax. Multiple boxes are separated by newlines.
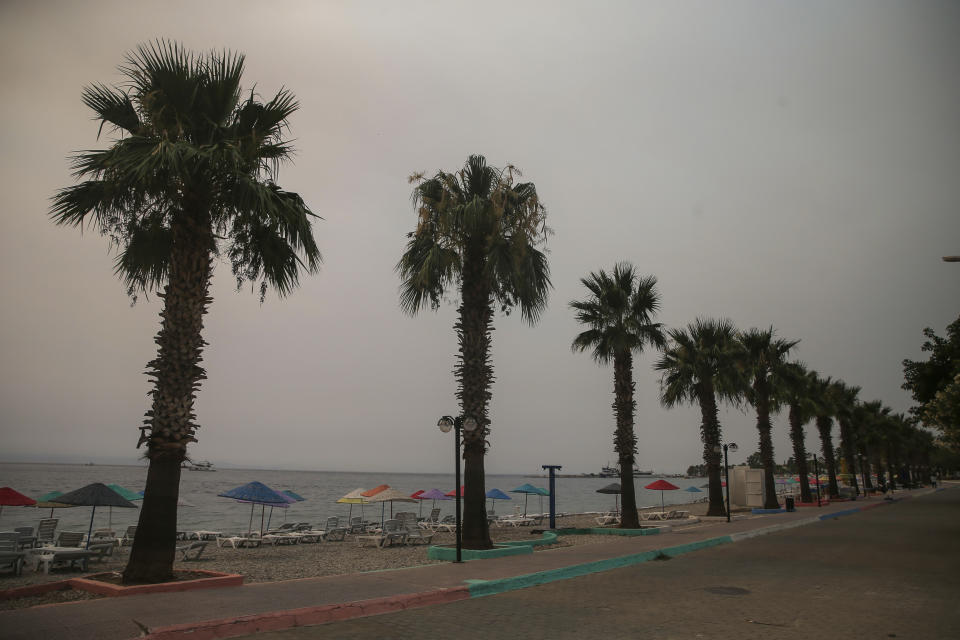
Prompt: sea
<box><xmin>0</xmin><ymin>463</ymin><xmax>708</xmax><ymax>534</ymax></box>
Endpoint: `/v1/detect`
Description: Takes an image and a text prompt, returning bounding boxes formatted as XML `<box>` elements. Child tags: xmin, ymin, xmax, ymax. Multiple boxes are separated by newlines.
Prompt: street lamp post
<box><xmin>713</xmin><ymin>442</ymin><xmax>738</xmax><ymax>523</ymax></box>
<box><xmin>813</xmin><ymin>454</ymin><xmax>821</xmax><ymax>507</ymax></box>
<box><xmin>437</xmin><ymin>415</ymin><xmax>477</xmax><ymax>563</ymax></box>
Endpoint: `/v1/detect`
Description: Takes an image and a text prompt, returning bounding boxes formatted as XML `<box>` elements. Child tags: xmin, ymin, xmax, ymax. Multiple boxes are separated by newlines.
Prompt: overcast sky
<box><xmin>1</xmin><ymin>1</ymin><xmax>958</xmax><ymax>475</ymax></box>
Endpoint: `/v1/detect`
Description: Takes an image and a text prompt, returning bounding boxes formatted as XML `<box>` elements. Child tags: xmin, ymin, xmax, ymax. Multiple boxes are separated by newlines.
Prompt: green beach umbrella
<box><xmin>35</xmin><ymin>490</ymin><xmax>73</xmax><ymax>518</ymax></box>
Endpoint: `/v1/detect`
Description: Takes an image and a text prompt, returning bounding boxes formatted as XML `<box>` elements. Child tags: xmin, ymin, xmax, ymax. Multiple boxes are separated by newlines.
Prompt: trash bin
<box><xmin>785</xmin><ymin>496</ymin><xmax>795</xmax><ymax>512</ymax></box>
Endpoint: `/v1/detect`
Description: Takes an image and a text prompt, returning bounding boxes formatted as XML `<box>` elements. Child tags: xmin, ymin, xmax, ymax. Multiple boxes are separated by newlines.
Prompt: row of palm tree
<box><xmin>569</xmin><ymin>265</ymin><xmax>937</xmax><ymax>524</ymax></box>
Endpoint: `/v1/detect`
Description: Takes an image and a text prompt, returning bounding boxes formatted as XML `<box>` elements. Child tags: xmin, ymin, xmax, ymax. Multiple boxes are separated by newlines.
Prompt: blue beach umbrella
<box><xmin>510</xmin><ymin>484</ymin><xmax>548</xmax><ymax>516</ymax></box>
<box><xmin>53</xmin><ymin>483</ymin><xmax>137</xmax><ymax>548</ymax></box>
<box><xmin>684</xmin><ymin>486</ymin><xmax>703</xmax><ymax>492</ymax></box>
<box><xmin>218</xmin><ymin>481</ymin><xmax>291</xmax><ymax>536</ymax></box>
<box><xmin>486</xmin><ymin>488</ymin><xmax>511</xmax><ymax>513</ymax></box>
<box><xmin>274</xmin><ymin>490</ymin><xmax>305</xmax><ymax>527</ymax></box>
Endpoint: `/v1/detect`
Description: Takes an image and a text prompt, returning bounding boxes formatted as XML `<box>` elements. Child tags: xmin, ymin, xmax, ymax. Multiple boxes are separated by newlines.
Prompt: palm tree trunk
<box><xmin>838</xmin><ymin>418</ymin><xmax>860</xmax><ymax>495</ymax></box>
<box><xmin>698</xmin><ymin>383</ymin><xmax>726</xmax><ymax>517</ymax></box>
<box><xmin>816</xmin><ymin>415</ymin><xmax>840</xmax><ymax>498</ymax></box>
<box><xmin>788</xmin><ymin>405</ymin><xmax>812</xmax><ymax>503</ymax></box>
<box><xmin>124</xmin><ymin>210</ymin><xmax>212</xmax><ymax>584</ymax></box>
<box><xmin>859</xmin><ymin>445</ymin><xmax>874</xmax><ymax>491</ymax></box>
<box><xmin>753</xmin><ymin>380</ymin><xmax>780</xmax><ymax>509</ymax></box>
<box><xmin>457</xmin><ymin>252</ymin><xmax>493</xmax><ymax>550</ymax></box>
<box><xmin>613</xmin><ymin>351</ymin><xmax>639</xmax><ymax>528</ymax></box>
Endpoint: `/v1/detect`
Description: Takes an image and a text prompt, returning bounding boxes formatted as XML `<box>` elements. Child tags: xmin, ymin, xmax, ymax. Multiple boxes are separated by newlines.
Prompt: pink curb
<box><xmin>143</xmin><ymin>586</ymin><xmax>472</xmax><ymax>640</ymax></box>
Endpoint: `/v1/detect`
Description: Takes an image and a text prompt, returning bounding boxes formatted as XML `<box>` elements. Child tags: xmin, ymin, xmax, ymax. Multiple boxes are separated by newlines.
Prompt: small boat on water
<box><xmin>183</xmin><ymin>460</ymin><xmax>216</xmax><ymax>471</ymax></box>
<box><xmin>599</xmin><ymin>464</ymin><xmax>654</xmax><ymax>477</ymax></box>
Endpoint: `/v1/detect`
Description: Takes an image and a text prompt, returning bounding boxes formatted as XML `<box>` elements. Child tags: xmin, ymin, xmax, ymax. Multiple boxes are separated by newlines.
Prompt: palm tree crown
<box><xmin>52</xmin><ymin>40</ymin><xmax>321</xmax><ymax>301</ymax></box>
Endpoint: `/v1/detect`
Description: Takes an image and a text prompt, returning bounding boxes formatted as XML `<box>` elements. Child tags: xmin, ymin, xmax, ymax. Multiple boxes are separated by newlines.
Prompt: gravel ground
<box><xmin>0</xmin><ymin>504</ymin><xmax>710</xmax><ymax>599</ymax></box>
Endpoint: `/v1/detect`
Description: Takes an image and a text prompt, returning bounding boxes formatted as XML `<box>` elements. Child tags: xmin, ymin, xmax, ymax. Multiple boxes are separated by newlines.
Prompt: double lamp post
<box><xmin>437</xmin><ymin>414</ymin><xmax>477</xmax><ymax>563</ymax></box>
<box><xmin>713</xmin><ymin>441</ymin><xmax>738</xmax><ymax>522</ymax></box>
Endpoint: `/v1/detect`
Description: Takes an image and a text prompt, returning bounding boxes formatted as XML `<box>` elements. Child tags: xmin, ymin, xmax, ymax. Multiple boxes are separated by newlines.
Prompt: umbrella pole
<box><xmin>86</xmin><ymin>506</ymin><xmax>96</xmax><ymax>549</ymax></box>
<box><xmin>266</xmin><ymin>506</ymin><xmax>274</xmax><ymax>532</ymax></box>
<box><xmin>348</xmin><ymin>504</ymin><xmax>353</xmax><ymax>521</ymax></box>
<box><xmin>248</xmin><ymin>503</ymin><xmax>255</xmax><ymax>537</ymax></box>
<box><xmin>260</xmin><ymin>506</ymin><xmax>266</xmax><ymax>536</ymax></box>
<box><xmin>661</xmin><ymin>490</ymin><xmax>665</xmax><ymax>514</ymax></box>
<box><xmin>381</xmin><ymin>502</ymin><xmax>385</xmax><ymax>528</ymax></box>
<box><xmin>524</xmin><ymin>494</ymin><xmax>528</xmax><ymax>516</ymax></box>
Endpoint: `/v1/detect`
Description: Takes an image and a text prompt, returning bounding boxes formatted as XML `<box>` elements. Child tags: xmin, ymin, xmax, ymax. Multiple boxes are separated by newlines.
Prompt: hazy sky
<box><xmin>1</xmin><ymin>1</ymin><xmax>958</xmax><ymax>475</ymax></box>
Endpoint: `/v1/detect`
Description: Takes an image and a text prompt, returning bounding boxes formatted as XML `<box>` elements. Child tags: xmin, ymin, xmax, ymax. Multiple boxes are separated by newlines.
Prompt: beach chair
<box><xmin>120</xmin><ymin>525</ymin><xmax>137</xmax><ymax>546</ymax></box>
<box><xmin>14</xmin><ymin>526</ymin><xmax>37</xmax><ymax>549</ymax></box>
<box><xmin>357</xmin><ymin>519</ymin><xmax>407</xmax><ymax>548</ymax></box>
<box><xmin>594</xmin><ymin>512</ymin><xmax>620</xmax><ymax>526</ymax></box>
<box><xmin>215</xmin><ymin>535</ymin><xmax>262</xmax><ymax>549</ymax></box>
<box><xmin>397</xmin><ymin>513</ymin><xmax>434</xmax><ymax>545</ymax></box>
<box><xmin>176</xmin><ymin>541</ymin><xmax>208</xmax><ymax>561</ymax></box>
<box><xmin>433</xmin><ymin>515</ymin><xmax>458</xmax><ymax>532</ymax></box>
<box><xmin>36</xmin><ymin>518</ymin><xmax>58</xmax><ymax>546</ymax></box>
<box><xmin>321</xmin><ymin>517</ymin><xmax>348</xmax><ymax>542</ymax></box>
<box><xmin>88</xmin><ymin>542</ymin><xmax>115</xmax><ymax>562</ymax></box>
<box><xmin>56</xmin><ymin>531</ymin><xmax>85</xmax><ymax>547</ymax></box>
<box><xmin>420</xmin><ymin>508</ymin><xmax>441</xmax><ymax>530</ymax></box>
<box><xmin>0</xmin><ymin>538</ymin><xmax>25</xmax><ymax>576</ymax></box>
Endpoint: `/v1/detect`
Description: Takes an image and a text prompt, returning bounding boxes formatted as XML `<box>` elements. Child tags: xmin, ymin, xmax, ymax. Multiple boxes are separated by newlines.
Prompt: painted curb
<box><xmin>144</xmin><ymin>587</ymin><xmax>471</xmax><ymax>640</ymax></box>
<box><xmin>466</xmin><ymin>535</ymin><xmax>734</xmax><ymax>598</ymax></box>
<box><xmin>427</xmin><ymin>543</ymin><xmax>531</xmax><ymax>562</ymax></box>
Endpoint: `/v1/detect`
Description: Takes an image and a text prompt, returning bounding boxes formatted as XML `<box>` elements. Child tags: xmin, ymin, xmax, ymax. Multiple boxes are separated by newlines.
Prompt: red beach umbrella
<box><xmin>445</xmin><ymin>486</ymin><xmax>465</xmax><ymax>498</ymax></box>
<box><xmin>362</xmin><ymin>485</ymin><xmax>389</xmax><ymax>498</ymax></box>
<box><xmin>0</xmin><ymin>487</ymin><xmax>36</xmax><ymax>520</ymax></box>
<box><xmin>411</xmin><ymin>490</ymin><xmax>425</xmax><ymax>516</ymax></box>
<box><xmin>644</xmin><ymin>479</ymin><xmax>680</xmax><ymax>514</ymax></box>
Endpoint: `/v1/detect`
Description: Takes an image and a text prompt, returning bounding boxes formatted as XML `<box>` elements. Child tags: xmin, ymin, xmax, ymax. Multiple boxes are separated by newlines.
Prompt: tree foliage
<box><xmin>903</xmin><ymin>316</ymin><xmax>960</xmax><ymax>448</ymax></box>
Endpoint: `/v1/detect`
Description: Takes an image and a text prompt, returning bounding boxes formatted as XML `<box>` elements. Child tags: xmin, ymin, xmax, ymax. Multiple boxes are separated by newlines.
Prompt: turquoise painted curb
<box><xmin>427</xmin><ymin>543</ymin><xmax>531</xmax><ymax>561</ymax></box>
<box><xmin>554</xmin><ymin>527</ymin><xmax>662</xmax><ymax>537</ymax></box>
<box><xmin>467</xmin><ymin>535</ymin><xmax>733</xmax><ymax>598</ymax></box>
<box><xmin>427</xmin><ymin>531</ymin><xmax>558</xmax><ymax>561</ymax></box>
<box><xmin>498</xmin><ymin>531</ymin><xmax>559</xmax><ymax>548</ymax></box>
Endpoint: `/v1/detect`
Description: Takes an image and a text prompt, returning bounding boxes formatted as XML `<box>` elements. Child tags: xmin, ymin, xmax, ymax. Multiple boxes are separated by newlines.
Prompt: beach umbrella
<box><xmin>684</xmin><ymin>486</ymin><xmax>703</xmax><ymax>492</ymax></box>
<box><xmin>337</xmin><ymin>488</ymin><xmax>371</xmax><ymax>520</ymax></box>
<box><xmin>106</xmin><ymin>484</ymin><xmax>143</xmax><ymax>532</ymax></box>
<box><xmin>218</xmin><ymin>481</ymin><xmax>291</xmax><ymax>536</ymax></box>
<box><xmin>362</xmin><ymin>485</ymin><xmax>390</xmax><ymax>498</ymax></box>
<box><xmin>368</xmin><ymin>488</ymin><xmax>417</xmax><ymax>526</ymax></box>
<box><xmin>510</xmin><ymin>484</ymin><xmax>547</xmax><ymax>516</ymax></box>
<box><xmin>0</xmin><ymin>487</ymin><xmax>36</xmax><ymax>521</ymax></box>
<box><xmin>595</xmin><ymin>483</ymin><xmax>621</xmax><ymax>514</ymax></box>
<box><xmin>485</xmin><ymin>488</ymin><xmax>511</xmax><ymax>514</ymax></box>
<box><xmin>263</xmin><ymin>490</ymin><xmax>303</xmax><ymax>530</ymax></box>
<box><xmin>53</xmin><ymin>483</ymin><xmax>137</xmax><ymax>548</ymax></box>
<box><xmin>35</xmin><ymin>490</ymin><xmax>73</xmax><ymax>518</ymax></box>
<box><xmin>418</xmin><ymin>488</ymin><xmax>451</xmax><ymax>511</ymax></box>
<box><xmin>644</xmin><ymin>479</ymin><xmax>680</xmax><ymax>514</ymax></box>
<box><xmin>445</xmin><ymin>486</ymin><xmax>466</xmax><ymax>497</ymax></box>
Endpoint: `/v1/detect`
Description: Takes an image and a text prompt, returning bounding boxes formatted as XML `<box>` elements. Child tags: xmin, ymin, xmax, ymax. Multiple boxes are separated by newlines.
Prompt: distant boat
<box><xmin>598</xmin><ymin>464</ymin><xmax>654</xmax><ymax>477</ymax></box>
<box><xmin>183</xmin><ymin>460</ymin><xmax>215</xmax><ymax>471</ymax></box>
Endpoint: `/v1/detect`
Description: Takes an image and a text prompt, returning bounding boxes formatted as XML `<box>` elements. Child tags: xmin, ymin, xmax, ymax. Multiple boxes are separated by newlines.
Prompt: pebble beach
<box><xmin>0</xmin><ymin>503</ymin><xmax>713</xmax><ymax>596</ymax></box>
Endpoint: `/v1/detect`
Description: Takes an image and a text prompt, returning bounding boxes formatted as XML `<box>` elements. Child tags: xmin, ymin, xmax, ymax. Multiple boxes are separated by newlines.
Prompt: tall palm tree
<box><xmin>781</xmin><ymin>362</ymin><xmax>816</xmax><ymax>502</ymax></box>
<box><xmin>738</xmin><ymin>328</ymin><xmax>798</xmax><ymax>509</ymax></box>
<box><xmin>831</xmin><ymin>380</ymin><xmax>862</xmax><ymax>495</ymax></box>
<box><xmin>859</xmin><ymin>401</ymin><xmax>891</xmax><ymax>491</ymax></box>
<box><xmin>397</xmin><ymin>155</ymin><xmax>550</xmax><ymax>549</ymax></box>
<box><xmin>809</xmin><ymin>374</ymin><xmax>841</xmax><ymax>498</ymax></box>
<box><xmin>50</xmin><ymin>42</ymin><xmax>321</xmax><ymax>583</ymax></box>
<box><xmin>570</xmin><ymin>264</ymin><xmax>665</xmax><ymax>528</ymax></box>
<box><xmin>657</xmin><ymin>318</ymin><xmax>744</xmax><ymax>517</ymax></box>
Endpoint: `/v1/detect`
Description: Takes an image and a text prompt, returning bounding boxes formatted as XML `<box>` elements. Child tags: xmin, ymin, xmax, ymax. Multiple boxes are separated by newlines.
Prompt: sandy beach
<box><xmin>0</xmin><ymin>502</ymin><xmax>715</xmax><ymax>595</ymax></box>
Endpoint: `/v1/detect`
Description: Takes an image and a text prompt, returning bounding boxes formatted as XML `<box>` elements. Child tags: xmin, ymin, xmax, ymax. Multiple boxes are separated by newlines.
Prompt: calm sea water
<box><xmin>0</xmin><ymin>463</ymin><xmax>707</xmax><ymax>534</ymax></box>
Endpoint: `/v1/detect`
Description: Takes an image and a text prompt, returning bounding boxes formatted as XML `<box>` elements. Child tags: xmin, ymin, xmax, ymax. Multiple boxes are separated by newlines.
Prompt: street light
<box><xmin>713</xmin><ymin>442</ymin><xmax>738</xmax><ymax>522</ymax></box>
<box><xmin>437</xmin><ymin>414</ymin><xmax>477</xmax><ymax>563</ymax></box>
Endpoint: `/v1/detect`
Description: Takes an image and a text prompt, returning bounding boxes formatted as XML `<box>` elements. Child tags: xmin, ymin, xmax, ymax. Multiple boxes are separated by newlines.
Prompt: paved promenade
<box><xmin>0</xmin><ymin>487</ymin><xmax>953</xmax><ymax>640</ymax></box>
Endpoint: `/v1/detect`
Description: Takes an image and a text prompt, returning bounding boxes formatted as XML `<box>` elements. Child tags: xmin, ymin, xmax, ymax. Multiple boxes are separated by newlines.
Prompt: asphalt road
<box><xmin>243</xmin><ymin>489</ymin><xmax>960</xmax><ymax>639</ymax></box>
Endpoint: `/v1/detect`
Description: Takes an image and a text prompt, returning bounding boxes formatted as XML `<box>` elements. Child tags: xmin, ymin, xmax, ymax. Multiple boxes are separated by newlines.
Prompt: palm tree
<box><xmin>397</xmin><ymin>155</ymin><xmax>550</xmax><ymax>549</ymax></box>
<box><xmin>657</xmin><ymin>318</ymin><xmax>744</xmax><ymax>517</ymax></box>
<box><xmin>859</xmin><ymin>401</ymin><xmax>891</xmax><ymax>491</ymax></box>
<box><xmin>831</xmin><ymin>380</ymin><xmax>862</xmax><ymax>495</ymax></box>
<box><xmin>570</xmin><ymin>264</ymin><xmax>665</xmax><ymax>528</ymax></box>
<box><xmin>809</xmin><ymin>374</ymin><xmax>841</xmax><ymax>498</ymax></box>
<box><xmin>50</xmin><ymin>42</ymin><xmax>321</xmax><ymax>583</ymax></box>
<box><xmin>781</xmin><ymin>362</ymin><xmax>816</xmax><ymax>502</ymax></box>
<box><xmin>738</xmin><ymin>328</ymin><xmax>798</xmax><ymax>509</ymax></box>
